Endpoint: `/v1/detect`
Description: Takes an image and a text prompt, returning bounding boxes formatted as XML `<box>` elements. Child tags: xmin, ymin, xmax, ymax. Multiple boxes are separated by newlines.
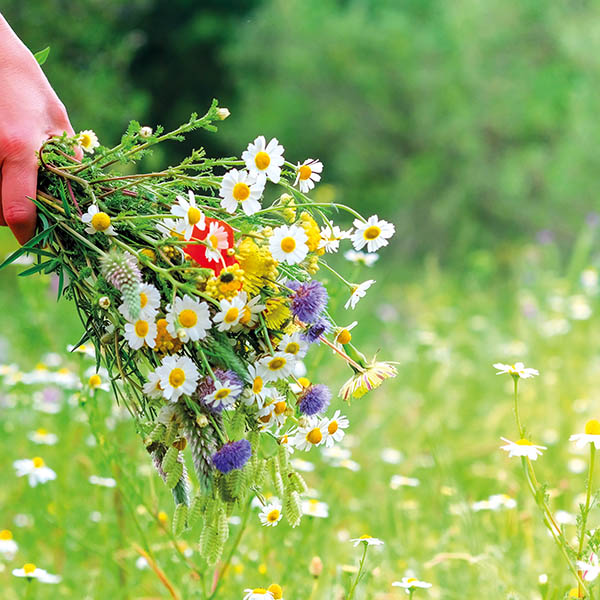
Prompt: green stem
<box><xmin>577</xmin><ymin>444</ymin><xmax>596</xmax><ymax>597</ymax></box>
<box><xmin>319</xmin><ymin>260</ymin><xmax>354</xmax><ymax>288</ymax></box>
<box><xmin>347</xmin><ymin>543</ymin><xmax>369</xmax><ymax>600</ymax></box>
<box><xmin>513</xmin><ymin>376</ymin><xmax>524</xmax><ymax>438</ymax></box>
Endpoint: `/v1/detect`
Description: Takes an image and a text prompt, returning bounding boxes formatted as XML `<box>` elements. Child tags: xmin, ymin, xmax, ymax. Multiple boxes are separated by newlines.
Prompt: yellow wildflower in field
<box><xmin>205</xmin><ymin>264</ymin><xmax>245</xmax><ymax>300</ymax></box>
<box><xmin>299</xmin><ymin>212</ymin><xmax>323</xmax><ymax>253</ymax></box>
<box><xmin>236</xmin><ymin>238</ymin><xmax>278</xmax><ymax>295</ymax></box>
<box><xmin>263</xmin><ymin>298</ymin><xmax>291</xmax><ymax>329</ymax></box>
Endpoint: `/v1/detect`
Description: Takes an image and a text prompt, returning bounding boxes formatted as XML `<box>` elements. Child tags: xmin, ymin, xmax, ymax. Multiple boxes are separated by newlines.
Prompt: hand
<box><xmin>0</xmin><ymin>14</ymin><xmax>81</xmax><ymax>244</ymax></box>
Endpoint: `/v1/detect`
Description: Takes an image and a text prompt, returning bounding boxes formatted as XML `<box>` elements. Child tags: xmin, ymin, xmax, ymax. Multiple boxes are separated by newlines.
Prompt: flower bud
<box><xmin>309</xmin><ymin>556</ymin><xmax>323</xmax><ymax>577</ymax></box>
<box><xmin>177</xmin><ymin>329</ymin><xmax>189</xmax><ymax>342</ymax></box>
<box><xmin>217</xmin><ymin>107</ymin><xmax>230</xmax><ymax>120</ymax></box>
<box><xmin>139</xmin><ymin>126</ymin><xmax>153</xmax><ymax>138</ymax></box>
<box><xmin>98</xmin><ymin>296</ymin><xmax>111</xmax><ymax>309</ymax></box>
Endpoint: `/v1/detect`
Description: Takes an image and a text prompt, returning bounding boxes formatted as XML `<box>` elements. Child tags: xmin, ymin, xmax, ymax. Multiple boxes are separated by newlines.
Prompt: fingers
<box><xmin>0</xmin><ymin>172</ymin><xmax>6</xmax><ymax>227</ymax></box>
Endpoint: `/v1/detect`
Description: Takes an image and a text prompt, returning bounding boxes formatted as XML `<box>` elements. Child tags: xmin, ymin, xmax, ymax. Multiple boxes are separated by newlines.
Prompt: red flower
<box><xmin>184</xmin><ymin>217</ymin><xmax>237</xmax><ymax>275</ymax></box>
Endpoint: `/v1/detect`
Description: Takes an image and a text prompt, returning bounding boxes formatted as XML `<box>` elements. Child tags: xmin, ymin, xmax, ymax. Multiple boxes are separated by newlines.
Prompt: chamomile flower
<box><xmin>243</xmin><ymin>364</ymin><xmax>274</xmax><ymax>409</ymax></box>
<box><xmin>344</xmin><ymin>250</ymin><xmax>379</xmax><ymax>267</ymax></box>
<box><xmin>242</xmin><ymin>135</ymin><xmax>285</xmax><ymax>184</ymax></box>
<box><xmin>124</xmin><ymin>318</ymin><xmax>158</xmax><ymax>350</ymax></box>
<box><xmin>82</xmin><ymin>204</ymin><xmax>117</xmax><ymax>236</ymax></box>
<box><xmin>204</xmin><ymin>379</ymin><xmax>242</xmax><ymax>410</ymax></box>
<box><xmin>294</xmin><ymin>419</ymin><xmax>326</xmax><ymax>451</ymax></box>
<box><xmin>258</xmin><ymin>501</ymin><xmax>283</xmax><ymax>527</ymax></box>
<box><xmin>258</xmin><ymin>398</ymin><xmax>288</xmax><ymax>430</ymax></box>
<box><xmin>118</xmin><ymin>282</ymin><xmax>161</xmax><ymax>321</ymax></box>
<box><xmin>267</xmin><ymin>584</ymin><xmax>284</xmax><ymax>600</ymax></box>
<box><xmin>319</xmin><ymin>224</ymin><xmax>351</xmax><ymax>253</ymax></box>
<box><xmin>13</xmin><ymin>457</ymin><xmax>57</xmax><ymax>487</ymax></box>
<box><xmin>577</xmin><ymin>553</ymin><xmax>600</xmax><ymax>582</ymax></box>
<box><xmin>351</xmin><ymin>215</ymin><xmax>395</xmax><ymax>252</ymax></box>
<box><xmin>85</xmin><ymin>366</ymin><xmax>111</xmax><ymax>392</ymax></box>
<box><xmin>243</xmin><ymin>589</ymin><xmax>274</xmax><ymax>600</ymax></box>
<box><xmin>350</xmin><ymin>535</ymin><xmax>384</xmax><ymax>547</ymax></box>
<box><xmin>393</xmin><ymin>577</ymin><xmax>432</xmax><ymax>592</ymax></box>
<box><xmin>257</xmin><ymin>353</ymin><xmax>295</xmax><ymax>382</ymax></box>
<box><xmin>156</xmin><ymin>354</ymin><xmax>199</xmax><ymax>402</ymax></box>
<box><xmin>170</xmin><ymin>190</ymin><xmax>206</xmax><ymax>240</ymax></box>
<box><xmin>0</xmin><ymin>530</ymin><xmax>18</xmax><ymax>560</ymax></box>
<box><xmin>277</xmin><ymin>332</ymin><xmax>308</xmax><ymax>359</ymax></box>
<box><xmin>166</xmin><ymin>295</ymin><xmax>211</xmax><ymax>341</ymax></box>
<box><xmin>269</xmin><ymin>225</ymin><xmax>309</xmax><ymax>265</ymax></box>
<box><xmin>219</xmin><ymin>169</ymin><xmax>265</xmax><ymax>216</ymax></box>
<box><xmin>77</xmin><ymin>129</ymin><xmax>99</xmax><ymax>153</ymax></box>
<box><xmin>332</xmin><ymin>322</ymin><xmax>357</xmax><ymax>351</ymax></box>
<box><xmin>345</xmin><ymin>280</ymin><xmax>376</xmax><ymax>309</ymax></box>
<box><xmin>570</xmin><ymin>419</ymin><xmax>600</xmax><ymax>449</ymax></box>
<box><xmin>143</xmin><ymin>370</ymin><xmax>163</xmax><ymax>399</ymax></box>
<box><xmin>236</xmin><ymin>294</ymin><xmax>266</xmax><ymax>329</ymax></box>
<box><xmin>500</xmin><ymin>437</ymin><xmax>546</xmax><ymax>460</ymax></box>
<box><xmin>321</xmin><ymin>410</ymin><xmax>349</xmax><ymax>447</ymax></box>
<box><xmin>27</xmin><ymin>428</ymin><xmax>58</xmax><ymax>445</ymax></box>
<box><xmin>294</xmin><ymin>159</ymin><xmax>323</xmax><ymax>193</ymax></box>
<box><xmin>12</xmin><ymin>563</ymin><xmax>61</xmax><ymax>583</ymax></box>
<box><xmin>203</xmin><ymin>221</ymin><xmax>231</xmax><ymax>263</ymax></box>
<box><xmin>213</xmin><ymin>293</ymin><xmax>247</xmax><ymax>331</ymax></box>
<box><xmin>493</xmin><ymin>362</ymin><xmax>539</xmax><ymax>379</ymax></box>
<box><xmin>301</xmin><ymin>498</ymin><xmax>329</xmax><ymax>518</ymax></box>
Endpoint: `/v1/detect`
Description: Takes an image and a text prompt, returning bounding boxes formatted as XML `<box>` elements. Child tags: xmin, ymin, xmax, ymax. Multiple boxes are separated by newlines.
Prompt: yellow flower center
<box><xmin>224</xmin><ymin>307</ymin><xmax>240</xmax><ymax>323</ymax></box>
<box><xmin>88</xmin><ymin>374</ymin><xmax>102</xmax><ymax>388</ymax></box>
<box><xmin>267</xmin><ymin>509</ymin><xmax>280</xmax><ymax>522</ymax></box>
<box><xmin>253</xmin><ymin>589</ymin><xmax>268</xmax><ymax>595</ymax></box>
<box><xmin>297</xmin><ymin>377</ymin><xmax>310</xmax><ymax>388</ymax></box>
<box><xmin>363</xmin><ymin>225</ymin><xmax>381</xmax><ymax>240</ymax></box>
<box><xmin>36</xmin><ymin>428</ymin><xmax>48</xmax><ymax>436</ymax></box>
<box><xmin>336</xmin><ymin>329</ymin><xmax>352</xmax><ymax>345</ymax></box>
<box><xmin>284</xmin><ymin>342</ymin><xmax>300</xmax><ymax>355</ymax></box>
<box><xmin>187</xmin><ymin>206</ymin><xmax>202</xmax><ymax>225</ymax></box>
<box><xmin>406</xmin><ymin>577</ymin><xmax>417</xmax><ymax>583</ymax></box>
<box><xmin>179</xmin><ymin>309</ymin><xmax>197</xmax><ymax>328</ymax></box>
<box><xmin>268</xmin><ymin>357</ymin><xmax>286</xmax><ymax>371</ymax></box>
<box><xmin>328</xmin><ymin>420</ymin><xmax>338</xmax><ymax>434</ymax></box>
<box><xmin>135</xmin><ymin>320</ymin><xmax>149</xmax><ymax>338</ymax></box>
<box><xmin>274</xmin><ymin>401</ymin><xmax>287</xmax><ymax>415</ymax></box>
<box><xmin>280</xmin><ymin>236</ymin><xmax>296</xmax><ymax>253</ymax></box>
<box><xmin>0</xmin><ymin>529</ymin><xmax>12</xmax><ymax>540</ymax></box>
<box><xmin>32</xmin><ymin>457</ymin><xmax>45</xmax><ymax>468</ymax></box>
<box><xmin>306</xmin><ymin>428</ymin><xmax>322</xmax><ymax>445</ymax></box>
<box><xmin>209</xmin><ymin>234</ymin><xmax>219</xmax><ymax>249</ymax></box>
<box><xmin>585</xmin><ymin>419</ymin><xmax>600</xmax><ymax>435</ymax></box>
<box><xmin>232</xmin><ymin>182</ymin><xmax>251</xmax><ymax>202</ymax></box>
<box><xmin>252</xmin><ymin>376</ymin><xmax>263</xmax><ymax>394</ymax></box>
<box><xmin>215</xmin><ymin>388</ymin><xmax>231</xmax><ymax>400</ymax></box>
<box><xmin>239</xmin><ymin>306</ymin><xmax>252</xmax><ymax>325</ymax></box>
<box><xmin>516</xmin><ymin>438</ymin><xmax>532</xmax><ymax>445</ymax></box>
<box><xmin>169</xmin><ymin>368</ymin><xmax>186</xmax><ymax>388</ymax></box>
<box><xmin>91</xmin><ymin>212</ymin><xmax>111</xmax><ymax>232</ymax></box>
<box><xmin>268</xmin><ymin>584</ymin><xmax>283</xmax><ymax>599</ymax></box>
<box><xmin>254</xmin><ymin>151</ymin><xmax>270</xmax><ymax>170</ymax></box>
<box><xmin>360</xmin><ymin>534</ymin><xmax>372</xmax><ymax>539</ymax></box>
<box><xmin>23</xmin><ymin>563</ymin><xmax>36</xmax><ymax>575</ymax></box>
<box><xmin>158</xmin><ymin>511</ymin><xmax>168</xmax><ymax>523</ymax></box>
<box><xmin>140</xmin><ymin>292</ymin><xmax>148</xmax><ymax>308</ymax></box>
<box><xmin>80</xmin><ymin>134</ymin><xmax>92</xmax><ymax>148</ymax></box>
<box><xmin>298</xmin><ymin>164</ymin><xmax>312</xmax><ymax>180</ymax></box>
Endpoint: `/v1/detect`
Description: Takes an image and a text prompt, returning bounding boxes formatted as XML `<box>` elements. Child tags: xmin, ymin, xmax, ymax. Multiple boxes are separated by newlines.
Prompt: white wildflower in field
<box><xmin>86</xmin><ymin>368</ymin><xmax>111</xmax><ymax>392</ymax></box>
<box><xmin>301</xmin><ymin>499</ymin><xmax>329</xmax><ymax>518</ymax></box>
<box><xmin>570</xmin><ymin>419</ymin><xmax>600</xmax><ymax>449</ymax></box>
<box><xmin>155</xmin><ymin>354</ymin><xmax>199</xmax><ymax>402</ymax></box>
<box><xmin>258</xmin><ymin>502</ymin><xmax>283</xmax><ymax>527</ymax></box>
<box><xmin>269</xmin><ymin>224</ymin><xmax>309</xmax><ymax>265</ymax></box>
<box><xmin>242</xmin><ymin>365</ymin><xmax>275</xmax><ymax>409</ymax></box>
<box><xmin>220</xmin><ymin>169</ymin><xmax>264</xmax><ymax>216</ymax></box>
<box><xmin>320</xmin><ymin>410</ymin><xmax>349</xmax><ymax>447</ymax></box>
<box><xmin>393</xmin><ymin>576</ymin><xmax>432</xmax><ymax>592</ymax></box>
<box><xmin>350</xmin><ymin>535</ymin><xmax>384</xmax><ymax>547</ymax></box>
<box><xmin>118</xmin><ymin>282</ymin><xmax>161</xmax><ymax>321</ymax></box>
<box><xmin>243</xmin><ymin>588</ymin><xmax>274</xmax><ymax>600</ymax></box>
<box><xmin>12</xmin><ymin>563</ymin><xmax>61</xmax><ymax>583</ymax></box>
<box><xmin>351</xmin><ymin>215</ymin><xmax>395</xmax><ymax>252</ymax></box>
<box><xmin>205</xmin><ymin>379</ymin><xmax>242</xmax><ymax>410</ymax></box>
<box><xmin>257</xmin><ymin>353</ymin><xmax>296</xmax><ymax>382</ymax></box>
<box><xmin>390</xmin><ymin>475</ymin><xmax>420</xmax><ymax>489</ymax></box>
<box><xmin>319</xmin><ymin>224</ymin><xmax>350</xmax><ymax>253</ymax></box>
<box><xmin>345</xmin><ymin>280</ymin><xmax>376</xmax><ymax>310</ymax></box>
<box><xmin>89</xmin><ymin>475</ymin><xmax>117</xmax><ymax>488</ymax></box>
<box><xmin>82</xmin><ymin>204</ymin><xmax>117</xmax><ymax>236</ymax></box>
<box><xmin>166</xmin><ymin>295</ymin><xmax>211</xmax><ymax>341</ymax></box>
<box><xmin>77</xmin><ymin>129</ymin><xmax>99</xmax><ymax>153</ymax></box>
<box><xmin>277</xmin><ymin>332</ymin><xmax>308</xmax><ymax>359</ymax></box>
<box><xmin>0</xmin><ymin>530</ymin><xmax>18</xmax><ymax>560</ymax></box>
<box><xmin>143</xmin><ymin>370</ymin><xmax>163</xmax><ymax>399</ymax></box>
<box><xmin>170</xmin><ymin>190</ymin><xmax>205</xmax><ymax>239</ymax></box>
<box><xmin>500</xmin><ymin>437</ymin><xmax>546</xmax><ymax>460</ymax></box>
<box><xmin>242</xmin><ymin>135</ymin><xmax>285</xmax><ymax>184</ymax></box>
<box><xmin>213</xmin><ymin>294</ymin><xmax>246</xmax><ymax>331</ymax></box>
<box><xmin>294</xmin><ymin>419</ymin><xmax>326</xmax><ymax>451</ymax></box>
<box><xmin>294</xmin><ymin>158</ymin><xmax>323</xmax><ymax>193</ymax></box>
<box><xmin>493</xmin><ymin>362</ymin><xmax>539</xmax><ymax>379</ymax></box>
<box><xmin>124</xmin><ymin>318</ymin><xmax>157</xmax><ymax>350</ymax></box>
<box><xmin>27</xmin><ymin>428</ymin><xmax>58</xmax><ymax>445</ymax></box>
<box><xmin>471</xmin><ymin>494</ymin><xmax>517</xmax><ymax>512</ymax></box>
<box><xmin>332</xmin><ymin>321</ymin><xmax>357</xmax><ymax>351</ymax></box>
<box><xmin>344</xmin><ymin>249</ymin><xmax>379</xmax><ymax>266</ymax></box>
<box><xmin>67</xmin><ymin>343</ymin><xmax>95</xmax><ymax>358</ymax></box>
<box><xmin>381</xmin><ymin>447</ymin><xmax>404</xmax><ymax>464</ymax></box>
<box><xmin>13</xmin><ymin>457</ymin><xmax>56</xmax><ymax>487</ymax></box>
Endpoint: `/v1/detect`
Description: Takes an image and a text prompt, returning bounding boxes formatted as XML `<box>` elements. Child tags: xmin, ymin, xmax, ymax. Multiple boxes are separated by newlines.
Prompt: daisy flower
<box><xmin>77</xmin><ymin>129</ymin><xmax>99</xmax><ymax>153</ymax></box>
<box><xmin>243</xmin><ymin>364</ymin><xmax>274</xmax><ymax>409</ymax></box>
<box><xmin>257</xmin><ymin>398</ymin><xmax>288</xmax><ymax>430</ymax></box>
<box><xmin>156</xmin><ymin>354</ymin><xmax>199</xmax><ymax>402</ymax></box>
<box><xmin>89</xmin><ymin>475</ymin><xmax>117</xmax><ymax>488</ymax></box>
<box><xmin>203</xmin><ymin>221</ymin><xmax>231</xmax><ymax>263</ymax></box>
<box><xmin>242</xmin><ymin>135</ymin><xmax>285</xmax><ymax>184</ymax></box>
<box><xmin>269</xmin><ymin>225</ymin><xmax>309</xmax><ymax>265</ymax></box>
<box><xmin>257</xmin><ymin>353</ymin><xmax>296</xmax><ymax>382</ymax></box>
<box><xmin>350</xmin><ymin>535</ymin><xmax>385</xmax><ymax>547</ymax></box>
<box><xmin>294</xmin><ymin>158</ymin><xmax>323</xmax><ymax>193</ymax></box>
<box><xmin>81</xmin><ymin>204</ymin><xmax>116</xmax><ymax>236</ymax></box>
<box><xmin>85</xmin><ymin>367</ymin><xmax>111</xmax><ymax>392</ymax></box>
<box><xmin>258</xmin><ymin>501</ymin><xmax>283</xmax><ymax>527</ymax></box>
<box><xmin>577</xmin><ymin>553</ymin><xmax>600</xmax><ymax>582</ymax></box>
<box><xmin>118</xmin><ymin>282</ymin><xmax>161</xmax><ymax>321</ymax></box>
<box><xmin>393</xmin><ymin>577</ymin><xmax>432</xmax><ymax>592</ymax></box>
<box><xmin>500</xmin><ymin>437</ymin><xmax>546</xmax><ymax>460</ymax></box>
<box><xmin>27</xmin><ymin>428</ymin><xmax>58</xmax><ymax>445</ymax></box>
<box><xmin>351</xmin><ymin>215</ymin><xmax>395</xmax><ymax>252</ymax></box>
<box><xmin>243</xmin><ymin>589</ymin><xmax>274</xmax><ymax>600</ymax></box>
<box><xmin>277</xmin><ymin>332</ymin><xmax>308</xmax><ymax>359</ymax></box>
<box><xmin>0</xmin><ymin>530</ymin><xmax>18</xmax><ymax>560</ymax></box>
<box><xmin>236</xmin><ymin>294</ymin><xmax>266</xmax><ymax>329</ymax></box>
<box><xmin>213</xmin><ymin>293</ymin><xmax>247</xmax><ymax>331</ymax></box>
<box><xmin>332</xmin><ymin>321</ymin><xmax>357</xmax><ymax>351</ymax></box>
<box><xmin>219</xmin><ymin>169</ymin><xmax>265</xmax><ymax>216</ymax></box>
<box><xmin>301</xmin><ymin>498</ymin><xmax>329</xmax><ymax>518</ymax></box>
<box><xmin>204</xmin><ymin>379</ymin><xmax>242</xmax><ymax>410</ymax></box>
<box><xmin>319</xmin><ymin>224</ymin><xmax>351</xmax><ymax>253</ymax></box>
<box><xmin>344</xmin><ymin>250</ymin><xmax>379</xmax><ymax>267</ymax></box>
<box><xmin>345</xmin><ymin>280</ymin><xmax>376</xmax><ymax>309</ymax></box>
<box><xmin>294</xmin><ymin>419</ymin><xmax>326</xmax><ymax>451</ymax></box>
<box><xmin>166</xmin><ymin>294</ymin><xmax>211</xmax><ymax>341</ymax></box>
<box><xmin>124</xmin><ymin>318</ymin><xmax>157</xmax><ymax>350</ymax></box>
<box><xmin>143</xmin><ymin>370</ymin><xmax>163</xmax><ymax>399</ymax></box>
<box><xmin>493</xmin><ymin>362</ymin><xmax>539</xmax><ymax>379</ymax></box>
<box><xmin>13</xmin><ymin>457</ymin><xmax>57</xmax><ymax>487</ymax></box>
<box><xmin>170</xmin><ymin>190</ymin><xmax>206</xmax><ymax>240</ymax></box>
<box><xmin>267</xmin><ymin>584</ymin><xmax>284</xmax><ymax>600</ymax></box>
<box><xmin>12</xmin><ymin>563</ymin><xmax>61</xmax><ymax>584</ymax></box>
<box><xmin>321</xmin><ymin>410</ymin><xmax>349</xmax><ymax>447</ymax></box>
<box><xmin>570</xmin><ymin>419</ymin><xmax>600</xmax><ymax>449</ymax></box>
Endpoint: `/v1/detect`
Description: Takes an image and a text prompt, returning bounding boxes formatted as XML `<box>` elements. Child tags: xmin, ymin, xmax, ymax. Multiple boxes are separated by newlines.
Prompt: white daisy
<box><xmin>577</xmin><ymin>553</ymin><xmax>600</xmax><ymax>582</ymax></box>
<box><xmin>124</xmin><ymin>318</ymin><xmax>158</xmax><ymax>350</ymax></box>
<box><xmin>321</xmin><ymin>410</ymin><xmax>349</xmax><ymax>448</ymax></box>
<box><xmin>570</xmin><ymin>420</ymin><xmax>600</xmax><ymax>449</ymax></box>
<box><xmin>345</xmin><ymin>280</ymin><xmax>376</xmax><ymax>310</ymax></box>
<box><xmin>27</xmin><ymin>428</ymin><xmax>58</xmax><ymax>445</ymax></box>
<box><xmin>269</xmin><ymin>225</ymin><xmax>309</xmax><ymax>265</ymax></box>
<box><xmin>243</xmin><ymin>589</ymin><xmax>274</xmax><ymax>600</ymax></box>
<box><xmin>257</xmin><ymin>353</ymin><xmax>295</xmax><ymax>382</ymax></box>
<box><xmin>12</xmin><ymin>563</ymin><xmax>61</xmax><ymax>584</ymax></box>
<box><xmin>67</xmin><ymin>343</ymin><xmax>95</xmax><ymax>358</ymax></box>
<box><xmin>318</xmin><ymin>224</ymin><xmax>351</xmax><ymax>253</ymax></box>
<box><xmin>78</xmin><ymin>129</ymin><xmax>99</xmax><ymax>153</ymax></box>
<box><xmin>203</xmin><ymin>221</ymin><xmax>231</xmax><ymax>263</ymax></box>
<box><xmin>81</xmin><ymin>204</ymin><xmax>116</xmax><ymax>236</ymax></box>
<box><xmin>242</xmin><ymin>135</ymin><xmax>285</xmax><ymax>184</ymax></box>
<box><xmin>500</xmin><ymin>437</ymin><xmax>546</xmax><ymax>460</ymax></box>
<box><xmin>344</xmin><ymin>250</ymin><xmax>379</xmax><ymax>267</ymax></box>
<box><xmin>332</xmin><ymin>321</ymin><xmax>357</xmax><ymax>351</ymax></box>
<box><xmin>143</xmin><ymin>369</ymin><xmax>163</xmax><ymax>399</ymax></box>
<box><xmin>89</xmin><ymin>475</ymin><xmax>117</xmax><ymax>488</ymax></box>
<box><xmin>257</xmin><ymin>398</ymin><xmax>288</xmax><ymax>430</ymax></box>
<box><xmin>351</xmin><ymin>215</ymin><xmax>395</xmax><ymax>252</ymax></box>
<box><xmin>85</xmin><ymin>366</ymin><xmax>111</xmax><ymax>392</ymax></box>
<box><xmin>118</xmin><ymin>282</ymin><xmax>161</xmax><ymax>321</ymax></box>
<box><xmin>294</xmin><ymin>158</ymin><xmax>323</xmax><ymax>193</ymax></box>
<box><xmin>170</xmin><ymin>190</ymin><xmax>206</xmax><ymax>240</ymax></box>
<box><xmin>0</xmin><ymin>530</ymin><xmax>18</xmax><ymax>560</ymax></box>
<box><xmin>13</xmin><ymin>457</ymin><xmax>57</xmax><ymax>487</ymax></box>
<box><xmin>350</xmin><ymin>535</ymin><xmax>385</xmax><ymax>547</ymax></box>
<box><xmin>243</xmin><ymin>364</ymin><xmax>275</xmax><ymax>409</ymax></box>
<box><xmin>156</xmin><ymin>354</ymin><xmax>199</xmax><ymax>402</ymax></box>
<box><xmin>277</xmin><ymin>332</ymin><xmax>308</xmax><ymax>359</ymax></box>
<box><xmin>493</xmin><ymin>362</ymin><xmax>539</xmax><ymax>379</ymax></box>
<box><xmin>301</xmin><ymin>498</ymin><xmax>329</xmax><ymax>518</ymax></box>
<box><xmin>166</xmin><ymin>294</ymin><xmax>211</xmax><ymax>341</ymax></box>
<box><xmin>213</xmin><ymin>293</ymin><xmax>247</xmax><ymax>332</ymax></box>
<box><xmin>258</xmin><ymin>501</ymin><xmax>283</xmax><ymax>527</ymax></box>
<box><xmin>204</xmin><ymin>379</ymin><xmax>242</xmax><ymax>410</ymax></box>
<box><xmin>392</xmin><ymin>577</ymin><xmax>432</xmax><ymax>592</ymax></box>
<box><xmin>235</xmin><ymin>294</ymin><xmax>266</xmax><ymax>329</ymax></box>
<box><xmin>219</xmin><ymin>169</ymin><xmax>265</xmax><ymax>216</ymax></box>
<box><xmin>294</xmin><ymin>418</ymin><xmax>326</xmax><ymax>451</ymax></box>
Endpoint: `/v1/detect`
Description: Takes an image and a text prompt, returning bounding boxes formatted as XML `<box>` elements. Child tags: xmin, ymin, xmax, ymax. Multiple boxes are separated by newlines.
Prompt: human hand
<box><xmin>0</xmin><ymin>14</ymin><xmax>81</xmax><ymax>244</ymax></box>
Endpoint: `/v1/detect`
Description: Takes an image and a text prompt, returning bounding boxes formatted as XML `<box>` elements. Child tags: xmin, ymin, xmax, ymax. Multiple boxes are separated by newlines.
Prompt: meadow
<box><xmin>2</xmin><ymin>218</ymin><xmax>600</xmax><ymax>600</ymax></box>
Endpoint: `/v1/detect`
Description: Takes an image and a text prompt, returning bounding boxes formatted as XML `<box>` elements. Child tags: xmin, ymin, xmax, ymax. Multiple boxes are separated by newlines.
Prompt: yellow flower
<box><xmin>339</xmin><ymin>361</ymin><xmax>397</xmax><ymax>401</ymax></box>
<box><xmin>236</xmin><ymin>238</ymin><xmax>278</xmax><ymax>295</ymax></box>
<box><xmin>204</xmin><ymin>264</ymin><xmax>245</xmax><ymax>300</ymax></box>
<box><xmin>299</xmin><ymin>212</ymin><xmax>322</xmax><ymax>253</ymax></box>
<box><xmin>263</xmin><ymin>298</ymin><xmax>291</xmax><ymax>329</ymax></box>
<box><xmin>154</xmin><ymin>318</ymin><xmax>183</xmax><ymax>355</ymax></box>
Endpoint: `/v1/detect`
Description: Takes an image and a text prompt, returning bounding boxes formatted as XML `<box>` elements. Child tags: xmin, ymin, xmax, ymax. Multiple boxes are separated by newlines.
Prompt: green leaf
<box><xmin>18</xmin><ymin>260</ymin><xmax>57</xmax><ymax>277</ymax></box>
<box><xmin>0</xmin><ymin>224</ymin><xmax>57</xmax><ymax>271</ymax></box>
<box><xmin>57</xmin><ymin>181</ymin><xmax>71</xmax><ymax>218</ymax></box>
<box><xmin>34</xmin><ymin>46</ymin><xmax>50</xmax><ymax>66</ymax></box>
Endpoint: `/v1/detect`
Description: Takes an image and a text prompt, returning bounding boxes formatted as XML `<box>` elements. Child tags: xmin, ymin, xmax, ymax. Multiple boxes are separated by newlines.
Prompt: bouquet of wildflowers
<box><xmin>3</xmin><ymin>101</ymin><xmax>397</xmax><ymax>564</ymax></box>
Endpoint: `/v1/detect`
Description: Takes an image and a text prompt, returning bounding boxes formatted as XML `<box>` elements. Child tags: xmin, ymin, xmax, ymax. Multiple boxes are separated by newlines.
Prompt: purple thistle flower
<box><xmin>298</xmin><ymin>384</ymin><xmax>331</xmax><ymax>416</ymax></box>
<box><xmin>287</xmin><ymin>280</ymin><xmax>328</xmax><ymax>323</ymax></box>
<box><xmin>195</xmin><ymin>368</ymin><xmax>243</xmax><ymax>414</ymax></box>
<box><xmin>301</xmin><ymin>316</ymin><xmax>330</xmax><ymax>344</ymax></box>
<box><xmin>212</xmin><ymin>439</ymin><xmax>252</xmax><ymax>473</ymax></box>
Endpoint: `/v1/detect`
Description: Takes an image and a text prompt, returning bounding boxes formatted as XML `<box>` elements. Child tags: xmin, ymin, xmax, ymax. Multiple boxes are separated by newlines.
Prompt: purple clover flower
<box><xmin>212</xmin><ymin>439</ymin><xmax>252</xmax><ymax>473</ymax></box>
<box><xmin>298</xmin><ymin>384</ymin><xmax>331</xmax><ymax>416</ymax></box>
<box><xmin>287</xmin><ymin>280</ymin><xmax>328</xmax><ymax>324</ymax></box>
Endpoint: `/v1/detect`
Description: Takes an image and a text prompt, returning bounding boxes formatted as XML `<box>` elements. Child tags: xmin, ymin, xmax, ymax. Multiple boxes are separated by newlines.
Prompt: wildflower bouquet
<box><xmin>2</xmin><ymin>102</ymin><xmax>397</xmax><ymax>564</ymax></box>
